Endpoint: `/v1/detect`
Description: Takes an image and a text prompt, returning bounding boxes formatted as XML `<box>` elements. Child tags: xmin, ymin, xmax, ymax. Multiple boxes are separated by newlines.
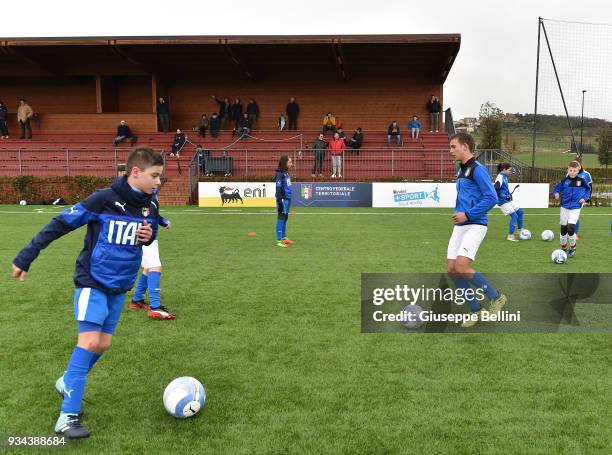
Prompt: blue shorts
<box><xmin>73</xmin><ymin>288</ymin><xmax>126</xmax><ymax>334</ymax></box>
<box><xmin>277</xmin><ymin>199</ymin><xmax>291</xmax><ymax>215</ymax></box>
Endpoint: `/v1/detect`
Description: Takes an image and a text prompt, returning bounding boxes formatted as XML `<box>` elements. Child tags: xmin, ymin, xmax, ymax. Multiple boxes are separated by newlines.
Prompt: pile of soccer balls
<box><xmin>540</xmin><ymin>229</ymin><xmax>567</xmax><ymax>264</ymax></box>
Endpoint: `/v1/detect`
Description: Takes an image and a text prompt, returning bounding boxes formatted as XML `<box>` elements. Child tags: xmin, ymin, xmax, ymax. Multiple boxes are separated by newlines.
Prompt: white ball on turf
<box><xmin>551</xmin><ymin>249</ymin><xmax>567</xmax><ymax>264</ymax></box>
<box><xmin>541</xmin><ymin>230</ymin><xmax>554</xmax><ymax>242</ymax></box>
<box><xmin>19</xmin><ymin>200</ymin><xmax>27</xmax><ymax>206</ymax></box>
<box><xmin>401</xmin><ymin>304</ymin><xmax>426</xmax><ymax>329</ymax></box>
<box><xmin>163</xmin><ymin>376</ymin><xmax>206</xmax><ymax>418</ymax></box>
<box><xmin>519</xmin><ymin>229</ymin><xmax>532</xmax><ymax>240</ymax></box>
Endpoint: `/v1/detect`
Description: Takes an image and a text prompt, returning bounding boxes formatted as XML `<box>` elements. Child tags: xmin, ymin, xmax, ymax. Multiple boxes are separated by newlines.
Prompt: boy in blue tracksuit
<box><xmin>494</xmin><ymin>162</ymin><xmax>526</xmax><ymax>241</ymax></box>
<box><xmin>574</xmin><ymin>162</ymin><xmax>592</xmax><ymax>237</ymax></box>
<box><xmin>12</xmin><ymin>148</ymin><xmax>163</xmax><ymax>439</ymax></box>
<box><xmin>552</xmin><ymin>160</ymin><xmax>589</xmax><ymax>257</ymax></box>
<box><xmin>447</xmin><ymin>133</ymin><xmax>507</xmax><ymax>328</ymax></box>
<box><xmin>408</xmin><ymin>115</ymin><xmax>422</xmax><ymax>140</ymax></box>
<box><xmin>275</xmin><ymin>155</ymin><xmax>293</xmax><ymax>247</ymax></box>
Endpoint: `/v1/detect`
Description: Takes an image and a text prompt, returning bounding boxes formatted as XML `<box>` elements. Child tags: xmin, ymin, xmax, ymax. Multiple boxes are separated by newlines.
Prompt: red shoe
<box><xmin>129</xmin><ymin>300</ymin><xmax>150</xmax><ymax>310</ymax></box>
<box><xmin>148</xmin><ymin>305</ymin><xmax>176</xmax><ymax>320</ymax></box>
<box><xmin>282</xmin><ymin>238</ymin><xmax>295</xmax><ymax>245</ymax></box>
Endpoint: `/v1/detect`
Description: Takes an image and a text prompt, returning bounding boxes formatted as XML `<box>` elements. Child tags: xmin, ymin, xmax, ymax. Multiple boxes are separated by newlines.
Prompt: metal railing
<box><xmin>476</xmin><ymin>149</ymin><xmax>566</xmax><ymax>182</ymax></box>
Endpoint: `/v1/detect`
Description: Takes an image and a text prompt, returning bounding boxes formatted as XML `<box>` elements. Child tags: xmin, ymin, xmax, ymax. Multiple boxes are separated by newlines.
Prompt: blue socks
<box><xmin>276</xmin><ymin>219</ymin><xmax>284</xmax><ymax>241</ymax></box>
<box><xmin>133</xmin><ymin>272</ymin><xmax>148</xmax><ymax>301</ymax></box>
<box><xmin>452</xmin><ymin>276</ymin><xmax>481</xmax><ymax>312</ymax></box>
<box><xmin>61</xmin><ymin>347</ymin><xmax>97</xmax><ymax>414</ymax></box>
<box><xmin>509</xmin><ymin>212</ymin><xmax>518</xmax><ymax>234</ymax></box>
<box><xmin>469</xmin><ymin>272</ymin><xmax>500</xmax><ymax>300</ymax></box>
<box><xmin>281</xmin><ymin>219</ymin><xmax>288</xmax><ymax>239</ymax></box>
<box><xmin>148</xmin><ymin>271</ymin><xmax>161</xmax><ymax>309</ymax></box>
<box><xmin>516</xmin><ymin>208</ymin><xmax>524</xmax><ymax>229</ymax></box>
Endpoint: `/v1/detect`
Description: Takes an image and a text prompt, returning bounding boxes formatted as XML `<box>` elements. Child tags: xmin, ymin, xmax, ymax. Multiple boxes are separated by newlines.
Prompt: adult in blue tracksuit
<box><xmin>275</xmin><ymin>155</ymin><xmax>293</xmax><ymax>247</ymax></box>
<box><xmin>574</xmin><ymin>162</ymin><xmax>592</xmax><ymax>236</ymax></box>
<box><xmin>552</xmin><ymin>160</ymin><xmax>589</xmax><ymax>257</ymax></box>
<box><xmin>494</xmin><ymin>163</ymin><xmax>525</xmax><ymax>241</ymax></box>
<box><xmin>11</xmin><ymin>148</ymin><xmax>163</xmax><ymax>439</ymax></box>
<box><xmin>447</xmin><ymin>133</ymin><xmax>506</xmax><ymax>327</ymax></box>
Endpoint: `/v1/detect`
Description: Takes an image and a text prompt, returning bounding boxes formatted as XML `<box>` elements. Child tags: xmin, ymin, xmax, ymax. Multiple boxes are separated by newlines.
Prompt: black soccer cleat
<box><xmin>55</xmin><ymin>414</ymin><xmax>90</xmax><ymax>439</ymax></box>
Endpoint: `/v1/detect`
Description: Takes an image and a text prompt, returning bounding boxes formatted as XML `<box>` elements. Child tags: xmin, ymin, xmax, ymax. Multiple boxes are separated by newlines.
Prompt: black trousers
<box><xmin>19</xmin><ymin>119</ymin><xmax>32</xmax><ymax>139</ymax></box>
<box><xmin>288</xmin><ymin>116</ymin><xmax>297</xmax><ymax>130</ymax></box>
<box><xmin>158</xmin><ymin>113</ymin><xmax>170</xmax><ymax>132</ymax></box>
<box><xmin>0</xmin><ymin>120</ymin><xmax>8</xmax><ymax>136</ymax></box>
<box><xmin>312</xmin><ymin>151</ymin><xmax>325</xmax><ymax>174</ymax></box>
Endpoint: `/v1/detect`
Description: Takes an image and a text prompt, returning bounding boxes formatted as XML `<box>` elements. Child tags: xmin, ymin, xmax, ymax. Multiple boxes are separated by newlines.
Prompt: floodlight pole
<box><xmin>580</xmin><ymin>90</ymin><xmax>587</xmax><ymax>157</ymax></box>
<box><xmin>531</xmin><ymin>17</ymin><xmax>542</xmax><ymax>183</ymax></box>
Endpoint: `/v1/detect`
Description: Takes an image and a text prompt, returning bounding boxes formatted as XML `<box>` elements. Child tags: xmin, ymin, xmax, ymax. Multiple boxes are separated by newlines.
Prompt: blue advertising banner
<box><xmin>293</xmin><ymin>183</ymin><xmax>372</xmax><ymax>207</ymax></box>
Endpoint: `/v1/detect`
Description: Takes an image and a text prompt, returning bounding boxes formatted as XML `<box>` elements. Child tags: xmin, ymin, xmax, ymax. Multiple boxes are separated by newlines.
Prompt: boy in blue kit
<box><xmin>275</xmin><ymin>155</ymin><xmax>294</xmax><ymax>248</ymax></box>
<box><xmin>552</xmin><ymin>160</ymin><xmax>589</xmax><ymax>257</ymax></box>
<box><xmin>130</xmin><ymin>187</ymin><xmax>176</xmax><ymax>319</ymax></box>
<box><xmin>447</xmin><ymin>133</ymin><xmax>507</xmax><ymax>328</ymax></box>
<box><xmin>11</xmin><ymin>148</ymin><xmax>163</xmax><ymax>439</ymax></box>
<box><xmin>494</xmin><ymin>163</ymin><xmax>527</xmax><ymax>242</ymax></box>
<box><xmin>408</xmin><ymin>115</ymin><xmax>422</xmax><ymax>140</ymax></box>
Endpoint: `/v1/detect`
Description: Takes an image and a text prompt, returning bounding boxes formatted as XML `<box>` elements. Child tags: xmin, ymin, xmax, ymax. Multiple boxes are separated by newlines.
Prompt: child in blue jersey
<box><xmin>275</xmin><ymin>155</ymin><xmax>293</xmax><ymax>247</ymax></box>
<box><xmin>11</xmin><ymin>148</ymin><xmax>163</xmax><ymax>439</ymax></box>
<box><xmin>447</xmin><ymin>133</ymin><xmax>507</xmax><ymax>328</ymax></box>
<box><xmin>494</xmin><ymin>163</ymin><xmax>526</xmax><ymax>242</ymax></box>
<box><xmin>130</xmin><ymin>187</ymin><xmax>175</xmax><ymax>319</ymax></box>
<box><xmin>574</xmin><ymin>160</ymin><xmax>592</xmax><ymax>238</ymax></box>
<box><xmin>552</xmin><ymin>160</ymin><xmax>589</xmax><ymax>257</ymax></box>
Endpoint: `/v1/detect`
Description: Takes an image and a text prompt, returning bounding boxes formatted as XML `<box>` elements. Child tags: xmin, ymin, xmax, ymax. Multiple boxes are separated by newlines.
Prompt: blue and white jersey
<box><xmin>13</xmin><ymin>176</ymin><xmax>161</xmax><ymax>294</ymax></box>
<box><xmin>275</xmin><ymin>170</ymin><xmax>292</xmax><ymax>200</ymax></box>
<box><xmin>151</xmin><ymin>188</ymin><xmax>169</xmax><ymax>239</ymax></box>
<box><xmin>577</xmin><ymin>169</ymin><xmax>592</xmax><ymax>201</ymax></box>
<box><xmin>494</xmin><ymin>172</ymin><xmax>512</xmax><ymax>205</ymax></box>
<box><xmin>454</xmin><ymin>158</ymin><xmax>498</xmax><ymax>226</ymax></box>
<box><xmin>552</xmin><ymin>176</ymin><xmax>589</xmax><ymax>210</ymax></box>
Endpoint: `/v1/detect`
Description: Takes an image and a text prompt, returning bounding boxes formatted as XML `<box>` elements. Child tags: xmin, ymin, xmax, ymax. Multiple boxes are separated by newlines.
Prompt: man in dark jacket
<box><xmin>231</xmin><ymin>98</ymin><xmax>243</xmax><ymax>128</ymax></box>
<box><xmin>311</xmin><ymin>133</ymin><xmax>327</xmax><ymax>177</ymax></box>
<box><xmin>286</xmin><ymin>97</ymin><xmax>299</xmax><ymax>130</ymax></box>
<box><xmin>346</xmin><ymin>128</ymin><xmax>363</xmax><ymax>155</ymax></box>
<box><xmin>426</xmin><ymin>95</ymin><xmax>442</xmax><ymax>132</ymax></box>
<box><xmin>246</xmin><ymin>98</ymin><xmax>259</xmax><ymax>129</ymax></box>
<box><xmin>209</xmin><ymin>113</ymin><xmax>222</xmax><ymax>138</ymax></box>
<box><xmin>114</xmin><ymin>120</ymin><xmax>137</xmax><ymax>146</ymax></box>
<box><xmin>156</xmin><ymin>97</ymin><xmax>169</xmax><ymax>133</ymax></box>
<box><xmin>0</xmin><ymin>100</ymin><xmax>8</xmax><ymax>139</ymax></box>
<box><xmin>212</xmin><ymin>96</ymin><xmax>230</xmax><ymax>129</ymax></box>
<box><xmin>234</xmin><ymin>113</ymin><xmax>251</xmax><ymax>138</ymax></box>
<box><xmin>170</xmin><ymin>129</ymin><xmax>186</xmax><ymax>156</ymax></box>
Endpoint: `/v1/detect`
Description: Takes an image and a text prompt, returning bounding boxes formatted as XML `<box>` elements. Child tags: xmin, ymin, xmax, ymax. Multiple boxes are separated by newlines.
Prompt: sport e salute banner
<box><xmin>198</xmin><ymin>182</ymin><xmax>276</xmax><ymax>207</ymax></box>
<box><xmin>372</xmin><ymin>183</ymin><xmax>549</xmax><ymax>208</ymax></box>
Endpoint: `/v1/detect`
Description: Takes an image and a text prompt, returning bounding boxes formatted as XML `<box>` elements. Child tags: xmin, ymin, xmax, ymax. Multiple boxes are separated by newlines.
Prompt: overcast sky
<box><xmin>2</xmin><ymin>0</ymin><xmax>610</xmax><ymax>120</ymax></box>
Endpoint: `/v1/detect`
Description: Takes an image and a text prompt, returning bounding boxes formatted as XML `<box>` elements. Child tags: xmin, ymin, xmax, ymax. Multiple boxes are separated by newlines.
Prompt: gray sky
<box><xmin>2</xmin><ymin>0</ymin><xmax>611</xmax><ymax>120</ymax></box>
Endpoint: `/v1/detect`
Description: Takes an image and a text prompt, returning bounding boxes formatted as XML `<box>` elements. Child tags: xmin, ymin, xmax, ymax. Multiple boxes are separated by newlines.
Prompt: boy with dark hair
<box><xmin>275</xmin><ymin>155</ymin><xmax>293</xmax><ymax>247</ymax></box>
<box><xmin>12</xmin><ymin>147</ymin><xmax>164</xmax><ymax>438</ymax></box>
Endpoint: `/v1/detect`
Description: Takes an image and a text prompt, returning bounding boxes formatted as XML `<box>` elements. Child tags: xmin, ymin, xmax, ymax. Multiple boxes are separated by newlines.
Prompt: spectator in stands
<box><xmin>113</xmin><ymin>120</ymin><xmax>137</xmax><ymax>146</ymax></box>
<box><xmin>426</xmin><ymin>94</ymin><xmax>441</xmax><ymax>132</ymax></box>
<box><xmin>322</xmin><ymin>112</ymin><xmax>337</xmax><ymax>134</ymax></box>
<box><xmin>234</xmin><ymin>113</ymin><xmax>251</xmax><ymax>138</ymax></box>
<box><xmin>246</xmin><ymin>98</ymin><xmax>259</xmax><ymax>129</ymax></box>
<box><xmin>286</xmin><ymin>97</ymin><xmax>299</xmax><ymax>130</ymax></box>
<box><xmin>170</xmin><ymin>129</ymin><xmax>186</xmax><ymax>156</ymax></box>
<box><xmin>387</xmin><ymin>121</ymin><xmax>401</xmax><ymax>145</ymax></box>
<box><xmin>278</xmin><ymin>113</ymin><xmax>286</xmax><ymax>131</ymax></box>
<box><xmin>231</xmin><ymin>98</ymin><xmax>243</xmax><ymax>129</ymax></box>
<box><xmin>212</xmin><ymin>96</ymin><xmax>231</xmax><ymax>129</ymax></box>
<box><xmin>0</xmin><ymin>100</ymin><xmax>8</xmax><ymax>139</ymax></box>
<box><xmin>346</xmin><ymin>127</ymin><xmax>363</xmax><ymax>155</ymax></box>
<box><xmin>408</xmin><ymin>115</ymin><xmax>422</xmax><ymax>140</ymax></box>
<box><xmin>157</xmin><ymin>96</ymin><xmax>170</xmax><ymax>133</ymax></box>
<box><xmin>17</xmin><ymin>98</ymin><xmax>33</xmax><ymax>139</ymax></box>
<box><xmin>329</xmin><ymin>131</ymin><xmax>345</xmax><ymax>178</ymax></box>
<box><xmin>336</xmin><ymin>127</ymin><xmax>346</xmax><ymax>139</ymax></box>
<box><xmin>199</xmin><ymin>114</ymin><xmax>209</xmax><ymax>138</ymax></box>
<box><xmin>312</xmin><ymin>133</ymin><xmax>327</xmax><ymax>177</ymax></box>
<box><xmin>209</xmin><ymin>112</ymin><xmax>221</xmax><ymax>138</ymax></box>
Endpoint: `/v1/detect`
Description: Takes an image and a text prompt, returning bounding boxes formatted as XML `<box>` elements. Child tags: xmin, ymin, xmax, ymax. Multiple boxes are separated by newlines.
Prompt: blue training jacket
<box><xmin>454</xmin><ymin>158</ymin><xmax>498</xmax><ymax>226</ymax></box>
<box><xmin>577</xmin><ymin>169</ymin><xmax>592</xmax><ymax>201</ymax></box>
<box><xmin>275</xmin><ymin>170</ymin><xmax>292</xmax><ymax>200</ymax></box>
<box><xmin>13</xmin><ymin>176</ymin><xmax>161</xmax><ymax>294</ymax></box>
<box><xmin>552</xmin><ymin>175</ymin><xmax>589</xmax><ymax>210</ymax></box>
<box><xmin>494</xmin><ymin>172</ymin><xmax>512</xmax><ymax>206</ymax></box>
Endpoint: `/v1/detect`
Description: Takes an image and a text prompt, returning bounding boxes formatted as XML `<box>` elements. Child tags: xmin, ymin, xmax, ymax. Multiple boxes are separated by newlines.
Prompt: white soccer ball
<box><xmin>519</xmin><ymin>229</ymin><xmax>532</xmax><ymax>240</ymax></box>
<box><xmin>401</xmin><ymin>304</ymin><xmax>426</xmax><ymax>329</ymax></box>
<box><xmin>551</xmin><ymin>249</ymin><xmax>567</xmax><ymax>264</ymax></box>
<box><xmin>541</xmin><ymin>230</ymin><xmax>554</xmax><ymax>242</ymax></box>
<box><xmin>19</xmin><ymin>200</ymin><xmax>27</xmax><ymax>206</ymax></box>
<box><xmin>163</xmin><ymin>376</ymin><xmax>206</xmax><ymax>419</ymax></box>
